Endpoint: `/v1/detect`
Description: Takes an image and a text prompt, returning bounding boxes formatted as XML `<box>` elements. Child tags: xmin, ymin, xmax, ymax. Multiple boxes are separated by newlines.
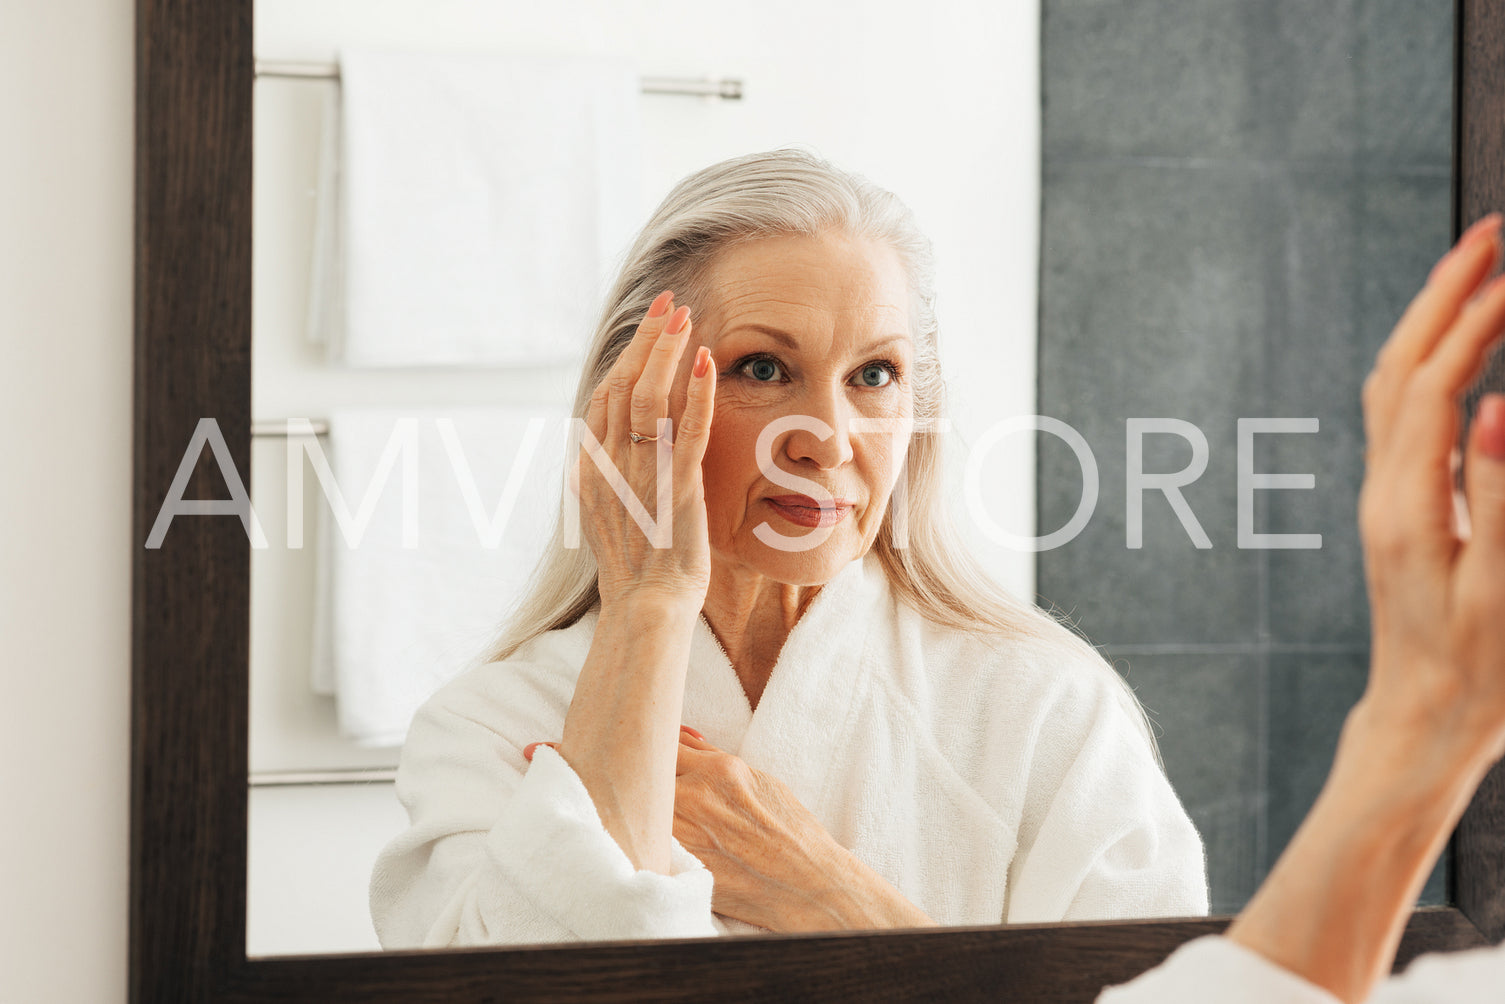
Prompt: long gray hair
<box><xmin>476</xmin><ymin>147</ymin><xmax>1158</xmax><ymax>758</ymax></box>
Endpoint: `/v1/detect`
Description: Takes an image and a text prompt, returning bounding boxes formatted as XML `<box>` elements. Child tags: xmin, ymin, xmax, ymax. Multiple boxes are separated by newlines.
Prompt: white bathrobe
<box><xmin>369</xmin><ymin>553</ymin><xmax>1209</xmax><ymax>948</ymax></box>
<box><xmin>1099</xmin><ymin>935</ymin><xmax>1505</xmax><ymax>1003</ymax></box>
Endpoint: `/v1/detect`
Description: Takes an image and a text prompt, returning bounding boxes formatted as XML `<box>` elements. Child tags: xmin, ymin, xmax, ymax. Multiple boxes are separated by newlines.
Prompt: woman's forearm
<box><xmin>558</xmin><ymin>597</ymin><xmax>700</xmax><ymax>875</ymax></box>
<box><xmin>1226</xmin><ymin>694</ymin><xmax>1495</xmax><ymax>1003</ymax></box>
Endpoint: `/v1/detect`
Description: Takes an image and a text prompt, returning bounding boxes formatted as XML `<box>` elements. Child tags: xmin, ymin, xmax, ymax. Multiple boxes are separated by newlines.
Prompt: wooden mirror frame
<box><xmin>130</xmin><ymin>1</ymin><xmax>1505</xmax><ymax>999</ymax></box>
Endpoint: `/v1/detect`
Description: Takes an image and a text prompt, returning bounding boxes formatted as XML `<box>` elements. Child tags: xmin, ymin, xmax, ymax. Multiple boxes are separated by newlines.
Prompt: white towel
<box><xmin>308</xmin><ymin>405</ymin><xmax>572</xmax><ymax>746</ymax></box>
<box><xmin>307</xmin><ymin>49</ymin><xmax>643</xmax><ymax>367</ymax></box>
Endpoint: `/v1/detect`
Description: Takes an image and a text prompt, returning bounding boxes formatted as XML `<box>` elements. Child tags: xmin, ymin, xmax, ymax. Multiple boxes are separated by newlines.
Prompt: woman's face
<box><xmin>668</xmin><ymin>229</ymin><xmax>916</xmax><ymax>587</ymax></box>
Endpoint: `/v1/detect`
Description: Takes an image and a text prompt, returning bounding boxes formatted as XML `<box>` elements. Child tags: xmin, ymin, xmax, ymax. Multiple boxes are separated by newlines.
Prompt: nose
<box><xmin>782</xmin><ymin>384</ymin><xmax>855</xmax><ymax>471</ymax></box>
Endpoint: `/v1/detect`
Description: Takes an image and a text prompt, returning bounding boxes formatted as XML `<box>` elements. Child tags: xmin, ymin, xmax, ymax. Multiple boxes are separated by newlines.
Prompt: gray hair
<box><xmin>476</xmin><ymin>147</ymin><xmax>1159</xmax><ymax>760</ymax></box>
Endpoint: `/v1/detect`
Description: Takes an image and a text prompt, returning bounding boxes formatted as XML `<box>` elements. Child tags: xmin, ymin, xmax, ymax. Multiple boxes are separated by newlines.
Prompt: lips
<box><xmin>764</xmin><ymin>494</ymin><xmax>855</xmax><ymax>529</ymax></box>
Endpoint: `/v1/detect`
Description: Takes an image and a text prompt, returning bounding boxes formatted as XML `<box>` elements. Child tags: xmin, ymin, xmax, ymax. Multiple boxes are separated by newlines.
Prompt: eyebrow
<box><xmin>721</xmin><ymin>324</ymin><xmax>911</xmax><ymax>353</ymax></box>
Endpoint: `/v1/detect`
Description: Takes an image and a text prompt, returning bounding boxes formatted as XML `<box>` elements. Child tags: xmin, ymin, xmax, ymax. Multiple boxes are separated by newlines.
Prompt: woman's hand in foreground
<box><xmin>577</xmin><ymin>289</ymin><xmax>717</xmax><ymax>610</ymax></box>
<box><xmin>1223</xmin><ymin>214</ymin><xmax>1505</xmax><ymax>1004</ymax></box>
<box><xmin>1358</xmin><ymin>212</ymin><xmax>1505</xmax><ymax>762</ymax></box>
<box><xmin>671</xmin><ymin>729</ymin><xmax>936</xmax><ymax>933</ymax></box>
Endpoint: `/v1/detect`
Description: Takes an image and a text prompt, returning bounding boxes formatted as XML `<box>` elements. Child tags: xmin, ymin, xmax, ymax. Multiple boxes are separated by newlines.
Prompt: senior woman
<box><xmin>369</xmin><ymin>148</ymin><xmax>1209</xmax><ymax>948</ymax></box>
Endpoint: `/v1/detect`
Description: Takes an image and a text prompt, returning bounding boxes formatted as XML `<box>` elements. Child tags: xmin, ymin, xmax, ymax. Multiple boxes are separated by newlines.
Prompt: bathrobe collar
<box><xmin>681</xmin><ymin>552</ymin><xmax>886</xmax><ymax>810</ymax></box>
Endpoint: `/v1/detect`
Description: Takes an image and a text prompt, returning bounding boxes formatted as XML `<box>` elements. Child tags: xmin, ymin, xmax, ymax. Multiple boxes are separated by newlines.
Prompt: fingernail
<box><xmin>523</xmin><ymin>741</ymin><xmax>540</xmax><ymax>761</ymax></box>
<box><xmin>648</xmin><ymin>290</ymin><xmax>673</xmax><ymax>318</ymax></box>
<box><xmin>1430</xmin><ymin>214</ymin><xmax>1505</xmax><ymax>284</ymax></box>
<box><xmin>680</xmin><ymin>724</ymin><xmax>705</xmax><ymax>740</ymax></box>
<box><xmin>1464</xmin><ymin>213</ymin><xmax>1503</xmax><ymax>243</ymax></box>
<box><xmin>1480</xmin><ymin>395</ymin><xmax>1505</xmax><ymax>460</ymax></box>
<box><xmin>666</xmin><ymin>305</ymin><xmax>691</xmax><ymax>335</ymax></box>
<box><xmin>693</xmin><ymin>346</ymin><xmax>711</xmax><ymax>378</ymax></box>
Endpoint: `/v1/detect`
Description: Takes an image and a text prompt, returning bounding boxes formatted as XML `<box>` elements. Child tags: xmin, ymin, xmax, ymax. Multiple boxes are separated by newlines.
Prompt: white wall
<box><xmin>0</xmin><ymin>2</ymin><xmax>133</xmax><ymax>1002</ymax></box>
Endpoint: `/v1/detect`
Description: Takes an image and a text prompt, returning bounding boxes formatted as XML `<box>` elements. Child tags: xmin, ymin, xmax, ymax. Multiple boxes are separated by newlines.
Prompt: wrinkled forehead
<box><xmin>698</xmin><ymin>232</ymin><xmax>914</xmax><ymax>348</ymax></box>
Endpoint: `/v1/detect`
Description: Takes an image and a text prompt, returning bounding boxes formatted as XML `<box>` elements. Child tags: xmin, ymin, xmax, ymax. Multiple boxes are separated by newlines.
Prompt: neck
<box><xmin>701</xmin><ymin>559</ymin><xmax>822</xmax><ymax>710</ymax></box>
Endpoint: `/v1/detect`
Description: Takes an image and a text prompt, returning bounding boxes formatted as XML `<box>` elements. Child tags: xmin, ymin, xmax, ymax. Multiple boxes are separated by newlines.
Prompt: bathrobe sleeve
<box><xmin>368</xmin><ymin>661</ymin><xmax>719</xmax><ymax>948</ymax></box>
<box><xmin>1098</xmin><ymin>934</ymin><xmax>1505</xmax><ymax>1003</ymax></box>
<box><xmin>1002</xmin><ymin>655</ymin><xmax>1209</xmax><ymax>923</ymax></box>
<box><xmin>1096</xmin><ymin>936</ymin><xmax>1342</xmax><ymax>1003</ymax></box>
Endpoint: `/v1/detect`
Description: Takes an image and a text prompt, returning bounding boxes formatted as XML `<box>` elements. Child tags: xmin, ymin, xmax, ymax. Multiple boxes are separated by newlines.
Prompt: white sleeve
<box><xmin>1006</xmin><ymin>682</ymin><xmax>1210</xmax><ymax>923</ymax></box>
<box><xmin>369</xmin><ymin>691</ymin><xmax>718</xmax><ymax>948</ymax></box>
<box><xmin>1368</xmin><ymin>941</ymin><xmax>1505</xmax><ymax>1003</ymax></box>
<box><xmin>1097</xmin><ymin>936</ymin><xmax>1344</xmax><ymax>1004</ymax></box>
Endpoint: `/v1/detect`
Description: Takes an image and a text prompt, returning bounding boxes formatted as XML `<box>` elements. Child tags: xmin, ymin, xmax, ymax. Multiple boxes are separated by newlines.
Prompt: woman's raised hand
<box><xmin>1218</xmin><ymin>216</ymin><xmax>1505</xmax><ymax>1004</ymax></box>
<box><xmin>578</xmin><ymin>290</ymin><xmax>717</xmax><ymax>610</ymax></box>
<box><xmin>1358</xmin><ymin>213</ymin><xmax>1505</xmax><ymax>762</ymax></box>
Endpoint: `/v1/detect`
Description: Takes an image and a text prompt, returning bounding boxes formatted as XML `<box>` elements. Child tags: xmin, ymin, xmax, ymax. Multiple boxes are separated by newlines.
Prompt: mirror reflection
<box><xmin>248</xmin><ymin>0</ymin><xmax>1454</xmax><ymax>956</ymax></box>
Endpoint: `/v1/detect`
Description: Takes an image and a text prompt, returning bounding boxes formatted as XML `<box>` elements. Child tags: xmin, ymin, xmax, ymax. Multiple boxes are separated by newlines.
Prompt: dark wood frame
<box><xmin>130</xmin><ymin>2</ymin><xmax>1505</xmax><ymax>1000</ymax></box>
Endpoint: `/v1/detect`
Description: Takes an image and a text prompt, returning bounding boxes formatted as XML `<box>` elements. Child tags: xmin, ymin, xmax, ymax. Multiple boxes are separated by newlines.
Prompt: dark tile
<box><xmin>1260</xmin><ymin>174</ymin><xmax>1448</xmax><ymax>644</ymax></box>
<box><xmin>1038</xmin><ymin>163</ymin><xmax>1267</xmax><ymax>646</ymax></box>
<box><xmin>1264</xmin><ymin>652</ymin><xmax>1368</xmax><ymax>860</ymax></box>
<box><xmin>1419</xmin><ymin>848</ymin><xmax>1448</xmax><ymax>906</ymax></box>
<box><xmin>1109</xmin><ymin>652</ymin><xmax>1265</xmax><ymax>914</ymax></box>
<box><xmin>1043</xmin><ymin>0</ymin><xmax>1359</xmax><ymax>162</ymax></box>
<box><xmin>1260</xmin><ymin>175</ymin><xmax>1370</xmax><ymax>645</ymax></box>
<box><xmin>1357</xmin><ymin>0</ymin><xmax>1454</xmax><ymax>165</ymax></box>
<box><xmin>1264</xmin><ymin>652</ymin><xmax>1448</xmax><ymax>902</ymax></box>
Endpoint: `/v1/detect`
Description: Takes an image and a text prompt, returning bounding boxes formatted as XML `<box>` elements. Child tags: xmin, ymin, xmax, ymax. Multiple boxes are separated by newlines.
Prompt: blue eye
<box><xmin>854</xmin><ymin>363</ymin><xmax>893</xmax><ymax>388</ymax></box>
<box><xmin>740</xmin><ymin>357</ymin><xmax>784</xmax><ymax>382</ymax></box>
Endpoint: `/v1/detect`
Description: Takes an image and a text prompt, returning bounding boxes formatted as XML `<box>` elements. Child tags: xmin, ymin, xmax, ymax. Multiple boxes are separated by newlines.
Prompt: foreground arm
<box><xmin>1102</xmin><ymin>214</ymin><xmax>1505</xmax><ymax>1002</ymax></box>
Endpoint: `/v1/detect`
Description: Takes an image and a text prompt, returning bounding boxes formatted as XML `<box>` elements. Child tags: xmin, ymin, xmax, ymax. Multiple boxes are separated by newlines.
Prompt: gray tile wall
<box><xmin>1037</xmin><ymin>0</ymin><xmax>1452</xmax><ymax>914</ymax></box>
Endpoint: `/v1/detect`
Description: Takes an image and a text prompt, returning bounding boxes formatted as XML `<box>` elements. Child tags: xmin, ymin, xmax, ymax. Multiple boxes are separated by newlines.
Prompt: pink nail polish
<box><xmin>647</xmin><ymin>290</ymin><xmax>673</xmax><ymax>318</ymax></box>
<box><xmin>680</xmin><ymin>725</ymin><xmax>705</xmax><ymax>740</ymax></box>
<box><xmin>1479</xmin><ymin>395</ymin><xmax>1505</xmax><ymax>460</ymax></box>
<box><xmin>693</xmin><ymin>346</ymin><xmax>711</xmax><ymax>378</ymax></box>
<box><xmin>666</xmin><ymin>305</ymin><xmax>690</xmax><ymax>335</ymax></box>
<box><xmin>523</xmin><ymin>741</ymin><xmax>540</xmax><ymax>761</ymax></box>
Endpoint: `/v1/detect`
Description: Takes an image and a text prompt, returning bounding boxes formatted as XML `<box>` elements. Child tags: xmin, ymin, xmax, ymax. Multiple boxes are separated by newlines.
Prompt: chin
<box><xmin>731</xmin><ymin>526</ymin><xmax>870</xmax><ymax>586</ymax></box>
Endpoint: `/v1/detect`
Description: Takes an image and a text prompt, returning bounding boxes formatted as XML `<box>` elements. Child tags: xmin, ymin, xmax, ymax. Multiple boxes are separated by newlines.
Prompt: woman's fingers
<box><xmin>674</xmin><ymin>725</ymin><xmax>714</xmax><ymax>775</ymax></box>
<box><xmin>627</xmin><ymin>305</ymin><xmax>692</xmax><ymax>441</ymax></box>
<box><xmin>1416</xmin><ymin>275</ymin><xmax>1505</xmax><ymax>395</ymax></box>
<box><xmin>1367</xmin><ymin>277</ymin><xmax>1505</xmax><ymax>543</ymax></box>
<box><xmin>522</xmin><ymin>740</ymin><xmax>560</xmax><ymax>762</ymax></box>
<box><xmin>674</xmin><ymin>346</ymin><xmax>717</xmax><ymax>467</ymax></box>
<box><xmin>1384</xmin><ymin>215</ymin><xmax>1500</xmax><ymax>376</ymax></box>
<box><xmin>1366</xmin><ymin>217</ymin><xmax>1502</xmax><ymax>451</ymax></box>
<box><xmin>1462</xmin><ymin>395</ymin><xmax>1505</xmax><ymax>551</ymax></box>
<box><xmin>607</xmin><ymin>295</ymin><xmax>681</xmax><ymax>446</ymax></box>
<box><xmin>614</xmin><ymin>290</ymin><xmax>676</xmax><ymax>381</ymax></box>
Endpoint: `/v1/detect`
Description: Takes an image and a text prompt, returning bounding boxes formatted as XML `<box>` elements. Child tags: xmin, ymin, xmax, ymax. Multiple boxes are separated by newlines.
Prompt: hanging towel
<box><xmin>307</xmin><ymin>405</ymin><xmax>572</xmax><ymax>746</ymax></box>
<box><xmin>306</xmin><ymin>49</ymin><xmax>643</xmax><ymax>367</ymax></box>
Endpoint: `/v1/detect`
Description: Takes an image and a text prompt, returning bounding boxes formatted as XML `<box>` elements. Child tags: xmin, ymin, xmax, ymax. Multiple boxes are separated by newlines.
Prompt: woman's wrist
<box><xmin>1225</xmin><ymin>691</ymin><xmax>1493</xmax><ymax>1002</ymax></box>
<box><xmin>560</xmin><ymin>593</ymin><xmax>701</xmax><ymax>875</ymax></box>
<box><xmin>597</xmin><ymin>591</ymin><xmax>704</xmax><ymax>628</ymax></box>
<box><xmin>1342</xmin><ymin>687</ymin><xmax>1500</xmax><ymax>811</ymax></box>
<box><xmin>785</xmin><ymin>841</ymin><xmax>936</xmax><ymax>932</ymax></box>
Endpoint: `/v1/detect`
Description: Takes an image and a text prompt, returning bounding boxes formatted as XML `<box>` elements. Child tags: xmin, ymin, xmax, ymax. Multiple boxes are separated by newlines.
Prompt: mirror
<box><xmin>131</xmin><ymin>0</ymin><xmax>1505</xmax><ymax>996</ymax></box>
<box><xmin>241</xmin><ymin>0</ymin><xmax>1460</xmax><ymax>957</ymax></box>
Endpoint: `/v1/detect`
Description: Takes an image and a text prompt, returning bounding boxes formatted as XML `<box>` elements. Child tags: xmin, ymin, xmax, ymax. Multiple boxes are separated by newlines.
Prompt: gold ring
<box><xmin>628</xmin><ymin>431</ymin><xmax>660</xmax><ymax>444</ymax></box>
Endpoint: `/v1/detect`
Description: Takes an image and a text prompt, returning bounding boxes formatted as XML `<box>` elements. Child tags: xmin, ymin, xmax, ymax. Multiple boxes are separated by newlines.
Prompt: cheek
<box><xmin>699</xmin><ymin>411</ymin><xmax>761</xmax><ymax>529</ymax></box>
